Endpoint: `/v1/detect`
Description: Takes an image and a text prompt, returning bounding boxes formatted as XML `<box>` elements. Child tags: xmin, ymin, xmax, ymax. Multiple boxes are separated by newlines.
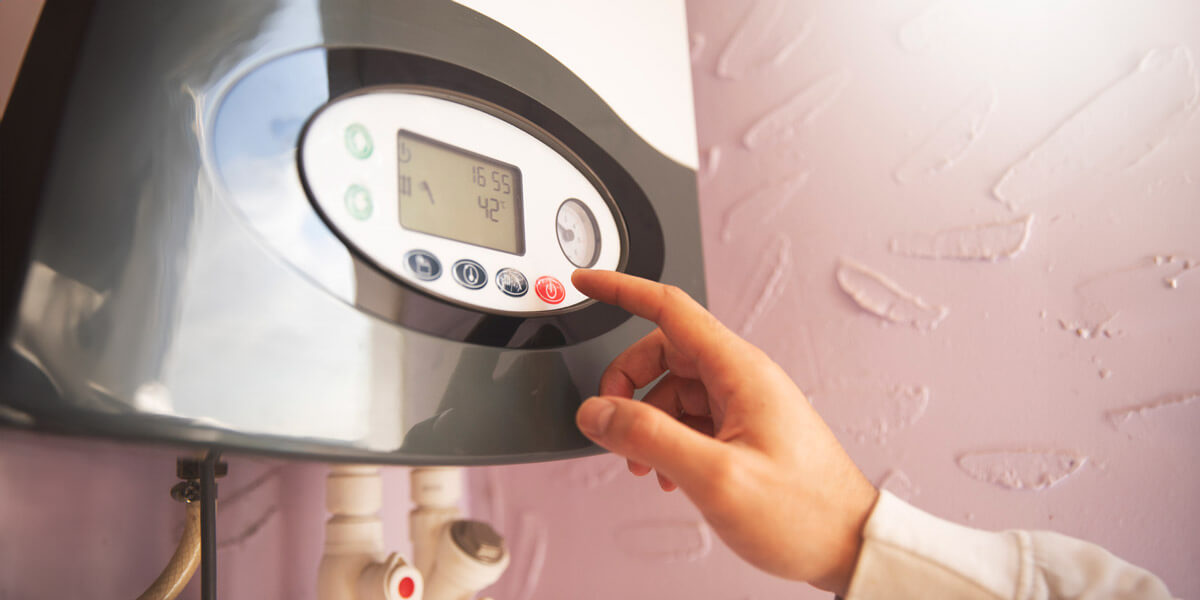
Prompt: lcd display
<box><xmin>397</xmin><ymin>130</ymin><xmax>524</xmax><ymax>254</ymax></box>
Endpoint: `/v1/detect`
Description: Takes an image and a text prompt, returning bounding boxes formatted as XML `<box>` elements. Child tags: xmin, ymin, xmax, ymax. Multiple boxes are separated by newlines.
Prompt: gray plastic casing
<box><xmin>0</xmin><ymin>0</ymin><xmax>705</xmax><ymax>465</ymax></box>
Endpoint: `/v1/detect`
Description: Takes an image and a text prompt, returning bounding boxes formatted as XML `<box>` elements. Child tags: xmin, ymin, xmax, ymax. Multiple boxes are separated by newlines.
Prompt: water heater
<box><xmin>0</xmin><ymin>0</ymin><xmax>704</xmax><ymax>464</ymax></box>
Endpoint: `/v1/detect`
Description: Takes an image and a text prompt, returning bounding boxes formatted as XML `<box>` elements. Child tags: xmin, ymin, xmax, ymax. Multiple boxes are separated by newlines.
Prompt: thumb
<box><xmin>577</xmin><ymin>396</ymin><xmax>727</xmax><ymax>493</ymax></box>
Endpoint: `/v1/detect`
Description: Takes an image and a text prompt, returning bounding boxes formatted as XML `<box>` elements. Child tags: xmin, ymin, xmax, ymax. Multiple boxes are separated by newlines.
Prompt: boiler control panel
<box><xmin>299</xmin><ymin>90</ymin><xmax>623</xmax><ymax>314</ymax></box>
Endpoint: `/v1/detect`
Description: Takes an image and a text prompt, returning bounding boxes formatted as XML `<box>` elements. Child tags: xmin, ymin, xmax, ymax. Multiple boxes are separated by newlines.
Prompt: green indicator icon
<box><xmin>344</xmin><ymin>123</ymin><xmax>373</xmax><ymax>159</ymax></box>
<box><xmin>344</xmin><ymin>184</ymin><xmax>373</xmax><ymax>220</ymax></box>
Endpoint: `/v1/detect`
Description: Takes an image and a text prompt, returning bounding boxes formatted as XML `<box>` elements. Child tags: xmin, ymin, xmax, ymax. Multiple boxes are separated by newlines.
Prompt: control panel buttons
<box><xmin>534</xmin><ymin>276</ymin><xmax>566</xmax><ymax>304</ymax></box>
<box><xmin>452</xmin><ymin>259</ymin><xmax>488</xmax><ymax>290</ymax></box>
<box><xmin>404</xmin><ymin>250</ymin><xmax>442</xmax><ymax>281</ymax></box>
<box><xmin>344</xmin><ymin>123</ymin><xmax>374</xmax><ymax>159</ymax></box>
<box><xmin>344</xmin><ymin>184</ymin><xmax>373</xmax><ymax>220</ymax></box>
<box><xmin>495</xmin><ymin>268</ymin><xmax>529</xmax><ymax>297</ymax></box>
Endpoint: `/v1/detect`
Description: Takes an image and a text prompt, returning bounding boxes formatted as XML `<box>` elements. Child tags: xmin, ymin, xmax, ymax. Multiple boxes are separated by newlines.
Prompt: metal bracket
<box><xmin>174</xmin><ymin>451</ymin><xmax>226</xmax><ymax>600</ymax></box>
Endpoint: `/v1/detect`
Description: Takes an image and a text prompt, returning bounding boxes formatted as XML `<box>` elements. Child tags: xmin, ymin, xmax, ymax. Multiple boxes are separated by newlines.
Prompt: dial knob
<box><xmin>555</xmin><ymin>198</ymin><xmax>601</xmax><ymax>268</ymax></box>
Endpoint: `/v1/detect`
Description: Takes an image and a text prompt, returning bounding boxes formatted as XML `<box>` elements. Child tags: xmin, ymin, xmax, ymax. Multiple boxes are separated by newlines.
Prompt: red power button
<box><xmin>534</xmin><ymin>276</ymin><xmax>566</xmax><ymax>304</ymax></box>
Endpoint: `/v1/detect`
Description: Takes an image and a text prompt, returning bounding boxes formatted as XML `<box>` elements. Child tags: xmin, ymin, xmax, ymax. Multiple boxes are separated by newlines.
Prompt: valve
<box><xmin>358</xmin><ymin>552</ymin><xmax>424</xmax><ymax>600</ymax></box>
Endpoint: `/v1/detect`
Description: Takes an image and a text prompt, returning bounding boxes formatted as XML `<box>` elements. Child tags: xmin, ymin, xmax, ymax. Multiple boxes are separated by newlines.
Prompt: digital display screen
<box><xmin>397</xmin><ymin>130</ymin><xmax>524</xmax><ymax>255</ymax></box>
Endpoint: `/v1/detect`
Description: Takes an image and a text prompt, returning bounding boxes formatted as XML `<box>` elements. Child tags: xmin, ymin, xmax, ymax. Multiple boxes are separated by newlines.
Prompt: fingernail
<box><xmin>578</xmin><ymin>397</ymin><xmax>616</xmax><ymax>437</ymax></box>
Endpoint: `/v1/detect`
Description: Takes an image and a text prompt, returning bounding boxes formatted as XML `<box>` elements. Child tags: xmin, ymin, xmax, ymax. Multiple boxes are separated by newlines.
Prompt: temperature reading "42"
<box><xmin>477</xmin><ymin>195</ymin><xmax>505</xmax><ymax>222</ymax></box>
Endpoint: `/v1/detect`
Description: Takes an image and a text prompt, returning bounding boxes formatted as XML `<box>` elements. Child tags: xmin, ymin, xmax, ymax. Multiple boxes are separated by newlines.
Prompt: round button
<box><xmin>404</xmin><ymin>250</ymin><xmax>441</xmax><ymax>281</ymax></box>
<box><xmin>344</xmin><ymin>184</ymin><xmax>373</xmax><ymax>220</ymax></box>
<box><xmin>534</xmin><ymin>276</ymin><xmax>566</xmax><ymax>304</ymax></box>
<box><xmin>452</xmin><ymin>260</ymin><xmax>487</xmax><ymax>290</ymax></box>
<box><xmin>344</xmin><ymin>123</ymin><xmax>373</xmax><ymax>159</ymax></box>
<box><xmin>495</xmin><ymin>268</ymin><xmax>529</xmax><ymax>297</ymax></box>
<box><xmin>556</xmin><ymin>198</ymin><xmax>601</xmax><ymax>268</ymax></box>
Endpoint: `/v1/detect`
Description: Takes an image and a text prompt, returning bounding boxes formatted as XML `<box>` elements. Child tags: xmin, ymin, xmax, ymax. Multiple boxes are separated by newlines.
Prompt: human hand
<box><xmin>572</xmin><ymin>269</ymin><xmax>878</xmax><ymax>595</ymax></box>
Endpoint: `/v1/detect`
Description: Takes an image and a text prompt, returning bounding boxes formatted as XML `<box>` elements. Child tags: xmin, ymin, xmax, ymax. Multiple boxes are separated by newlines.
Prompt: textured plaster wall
<box><xmin>1</xmin><ymin>1</ymin><xmax>1198</xmax><ymax>599</ymax></box>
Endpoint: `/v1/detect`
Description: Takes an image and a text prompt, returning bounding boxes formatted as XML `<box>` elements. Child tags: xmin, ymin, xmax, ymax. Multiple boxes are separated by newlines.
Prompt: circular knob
<box><xmin>555</xmin><ymin>198</ymin><xmax>601</xmax><ymax>268</ymax></box>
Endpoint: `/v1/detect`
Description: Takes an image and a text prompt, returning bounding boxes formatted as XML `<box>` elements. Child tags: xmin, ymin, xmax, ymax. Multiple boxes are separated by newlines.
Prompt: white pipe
<box><xmin>319</xmin><ymin>465</ymin><xmax>423</xmax><ymax>600</ymax></box>
<box><xmin>409</xmin><ymin>467</ymin><xmax>463</xmax><ymax>577</ymax></box>
<box><xmin>411</xmin><ymin>467</ymin><xmax>509</xmax><ymax>600</ymax></box>
<box><xmin>136</xmin><ymin>501</ymin><xmax>201</xmax><ymax>600</ymax></box>
<box><xmin>422</xmin><ymin>520</ymin><xmax>509</xmax><ymax>600</ymax></box>
<box><xmin>318</xmin><ymin>465</ymin><xmax>384</xmax><ymax>600</ymax></box>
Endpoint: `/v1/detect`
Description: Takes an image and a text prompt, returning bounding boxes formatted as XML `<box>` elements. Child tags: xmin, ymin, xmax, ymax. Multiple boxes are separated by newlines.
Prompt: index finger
<box><xmin>572</xmin><ymin>269</ymin><xmax>752</xmax><ymax>378</ymax></box>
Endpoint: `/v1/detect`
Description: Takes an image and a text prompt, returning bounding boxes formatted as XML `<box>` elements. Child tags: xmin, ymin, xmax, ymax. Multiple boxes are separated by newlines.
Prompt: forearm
<box><xmin>845</xmin><ymin>491</ymin><xmax>1174</xmax><ymax>600</ymax></box>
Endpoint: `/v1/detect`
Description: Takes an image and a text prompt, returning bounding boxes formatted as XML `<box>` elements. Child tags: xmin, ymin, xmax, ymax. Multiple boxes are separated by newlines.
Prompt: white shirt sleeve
<box><xmin>845</xmin><ymin>491</ymin><xmax>1175</xmax><ymax>600</ymax></box>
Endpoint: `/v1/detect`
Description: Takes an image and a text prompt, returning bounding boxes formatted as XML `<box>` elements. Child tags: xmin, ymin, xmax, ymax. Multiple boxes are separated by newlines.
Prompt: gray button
<box><xmin>452</xmin><ymin>259</ymin><xmax>487</xmax><ymax>290</ymax></box>
<box><xmin>495</xmin><ymin>268</ymin><xmax>528</xmax><ymax>297</ymax></box>
<box><xmin>404</xmin><ymin>250</ymin><xmax>441</xmax><ymax>281</ymax></box>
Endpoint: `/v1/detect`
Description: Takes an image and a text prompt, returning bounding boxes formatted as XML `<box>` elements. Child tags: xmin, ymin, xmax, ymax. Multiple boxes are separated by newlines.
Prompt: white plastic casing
<box><xmin>449</xmin><ymin>0</ymin><xmax>699</xmax><ymax>169</ymax></box>
<box><xmin>300</xmin><ymin>90</ymin><xmax>623</xmax><ymax>314</ymax></box>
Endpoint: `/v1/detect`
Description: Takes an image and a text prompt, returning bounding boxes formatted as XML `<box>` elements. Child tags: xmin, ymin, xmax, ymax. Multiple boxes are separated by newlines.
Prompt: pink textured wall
<box><xmin>2</xmin><ymin>1</ymin><xmax>1198</xmax><ymax>599</ymax></box>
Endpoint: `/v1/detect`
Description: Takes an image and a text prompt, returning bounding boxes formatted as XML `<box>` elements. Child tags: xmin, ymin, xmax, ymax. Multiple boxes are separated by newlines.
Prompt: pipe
<box><xmin>423</xmin><ymin>520</ymin><xmax>509</xmax><ymax>600</ymax></box>
<box><xmin>199</xmin><ymin>451</ymin><xmax>221</xmax><ymax>600</ymax></box>
<box><xmin>409</xmin><ymin>467</ymin><xmax>463</xmax><ymax>577</ymax></box>
<box><xmin>136</xmin><ymin>501</ymin><xmax>202</xmax><ymax>600</ymax></box>
<box><xmin>318</xmin><ymin>464</ymin><xmax>385</xmax><ymax>598</ymax></box>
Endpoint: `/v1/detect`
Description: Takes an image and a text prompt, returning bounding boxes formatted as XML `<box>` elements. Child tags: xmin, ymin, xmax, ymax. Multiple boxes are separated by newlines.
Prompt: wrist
<box><xmin>814</xmin><ymin>483</ymin><xmax>880</xmax><ymax>596</ymax></box>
